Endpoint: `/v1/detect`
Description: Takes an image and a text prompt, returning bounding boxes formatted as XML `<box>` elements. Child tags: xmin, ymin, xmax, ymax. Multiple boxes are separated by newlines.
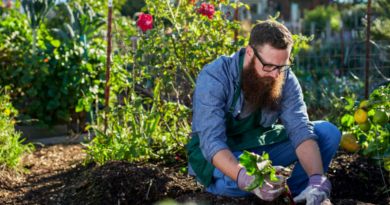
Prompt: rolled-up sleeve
<box><xmin>192</xmin><ymin>67</ymin><xmax>231</xmax><ymax>164</ymax></box>
<box><xmin>279</xmin><ymin>70</ymin><xmax>318</xmax><ymax>150</ymax></box>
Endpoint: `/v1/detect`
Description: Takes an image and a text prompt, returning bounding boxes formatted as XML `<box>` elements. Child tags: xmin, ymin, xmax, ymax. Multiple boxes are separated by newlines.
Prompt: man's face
<box><xmin>241</xmin><ymin>44</ymin><xmax>291</xmax><ymax>112</ymax></box>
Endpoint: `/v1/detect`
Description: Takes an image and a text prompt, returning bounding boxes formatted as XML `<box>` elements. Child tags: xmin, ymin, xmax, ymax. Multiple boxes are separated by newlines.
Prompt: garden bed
<box><xmin>0</xmin><ymin>144</ymin><xmax>389</xmax><ymax>204</ymax></box>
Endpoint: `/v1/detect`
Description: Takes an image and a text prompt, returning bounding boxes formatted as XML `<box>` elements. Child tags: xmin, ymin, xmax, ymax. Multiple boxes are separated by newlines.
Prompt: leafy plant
<box><xmin>239</xmin><ymin>150</ymin><xmax>295</xmax><ymax>204</ymax></box>
<box><xmin>0</xmin><ymin>14</ymin><xmax>107</xmax><ymax>129</ymax></box>
<box><xmin>340</xmin><ymin>84</ymin><xmax>390</xmax><ymax>160</ymax></box>
<box><xmin>82</xmin><ymin>84</ymin><xmax>190</xmax><ymax>165</ymax></box>
<box><xmin>51</xmin><ymin>1</ymin><xmax>106</xmax><ymax>60</ymax></box>
<box><xmin>0</xmin><ymin>86</ymin><xmax>35</xmax><ymax>172</ymax></box>
<box><xmin>302</xmin><ymin>5</ymin><xmax>340</xmax><ymax>37</ymax></box>
<box><xmin>239</xmin><ymin>150</ymin><xmax>277</xmax><ymax>190</ymax></box>
<box><xmin>21</xmin><ymin>0</ymin><xmax>55</xmax><ymax>55</ymax></box>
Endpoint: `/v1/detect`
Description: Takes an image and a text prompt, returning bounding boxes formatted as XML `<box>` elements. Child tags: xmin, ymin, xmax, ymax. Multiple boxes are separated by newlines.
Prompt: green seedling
<box><xmin>239</xmin><ymin>150</ymin><xmax>295</xmax><ymax>205</ymax></box>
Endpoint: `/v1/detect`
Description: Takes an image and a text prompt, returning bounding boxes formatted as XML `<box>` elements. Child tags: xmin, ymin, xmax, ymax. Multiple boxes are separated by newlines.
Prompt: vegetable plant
<box><xmin>21</xmin><ymin>0</ymin><xmax>55</xmax><ymax>55</ymax></box>
<box><xmin>239</xmin><ymin>150</ymin><xmax>295</xmax><ymax>204</ymax></box>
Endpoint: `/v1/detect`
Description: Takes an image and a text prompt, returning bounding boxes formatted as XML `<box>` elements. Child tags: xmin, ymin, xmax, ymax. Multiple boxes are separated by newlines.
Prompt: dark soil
<box><xmin>1</xmin><ymin>144</ymin><xmax>390</xmax><ymax>204</ymax></box>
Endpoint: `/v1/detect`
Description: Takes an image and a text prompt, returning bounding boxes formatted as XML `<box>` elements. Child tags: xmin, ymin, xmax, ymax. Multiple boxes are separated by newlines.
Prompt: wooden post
<box><xmin>234</xmin><ymin>0</ymin><xmax>239</xmax><ymax>49</ymax></box>
<box><xmin>365</xmin><ymin>0</ymin><xmax>371</xmax><ymax>99</ymax></box>
<box><xmin>104</xmin><ymin>0</ymin><xmax>113</xmax><ymax>133</ymax></box>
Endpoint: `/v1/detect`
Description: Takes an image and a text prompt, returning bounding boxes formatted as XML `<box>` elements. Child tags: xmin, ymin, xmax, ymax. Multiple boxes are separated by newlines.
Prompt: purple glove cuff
<box><xmin>308</xmin><ymin>174</ymin><xmax>332</xmax><ymax>194</ymax></box>
<box><xmin>237</xmin><ymin>168</ymin><xmax>254</xmax><ymax>191</ymax></box>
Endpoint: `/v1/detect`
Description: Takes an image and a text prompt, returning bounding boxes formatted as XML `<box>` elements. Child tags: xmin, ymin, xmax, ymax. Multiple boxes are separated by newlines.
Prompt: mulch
<box><xmin>1</xmin><ymin>144</ymin><xmax>389</xmax><ymax>204</ymax></box>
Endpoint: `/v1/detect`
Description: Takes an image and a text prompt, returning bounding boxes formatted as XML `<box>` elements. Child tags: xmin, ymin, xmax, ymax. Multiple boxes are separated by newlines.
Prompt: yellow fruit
<box><xmin>373</xmin><ymin>110</ymin><xmax>389</xmax><ymax>126</ymax></box>
<box><xmin>340</xmin><ymin>132</ymin><xmax>360</xmax><ymax>152</ymax></box>
<box><xmin>359</xmin><ymin>120</ymin><xmax>371</xmax><ymax>132</ymax></box>
<box><xmin>4</xmin><ymin>109</ymin><xmax>11</xmax><ymax>116</ymax></box>
<box><xmin>354</xmin><ymin>109</ymin><xmax>368</xmax><ymax>124</ymax></box>
<box><xmin>359</xmin><ymin>100</ymin><xmax>370</xmax><ymax>108</ymax></box>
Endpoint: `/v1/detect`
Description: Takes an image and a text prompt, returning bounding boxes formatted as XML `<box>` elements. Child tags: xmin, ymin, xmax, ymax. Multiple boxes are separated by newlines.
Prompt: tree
<box><xmin>120</xmin><ymin>0</ymin><xmax>146</xmax><ymax>18</ymax></box>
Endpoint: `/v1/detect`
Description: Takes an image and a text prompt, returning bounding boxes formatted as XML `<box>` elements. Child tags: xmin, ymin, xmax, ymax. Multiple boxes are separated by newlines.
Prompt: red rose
<box><xmin>184</xmin><ymin>27</ymin><xmax>188</xmax><ymax>32</ymax></box>
<box><xmin>175</xmin><ymin>156</ymin><xmax>181</xmax><ymax>159</ymax></box>
<box><xmin>6</xmin><ymin>1</ymin><xmax>11</xmax><ymax>8</ymax></box>
<box><xmin>137</xmin><ymin>14</ymin><xmax>153</xmax><ymax>32</ymax></box>
<box><xmin>199</xmin><ymin>3</ymin><xmax>215</xmax><ymax>19</ymax></box>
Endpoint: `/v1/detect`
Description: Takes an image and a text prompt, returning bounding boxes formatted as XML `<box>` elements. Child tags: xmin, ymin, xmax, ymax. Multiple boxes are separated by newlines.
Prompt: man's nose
<box><xmin>269</xmin><ymin>69</ymin><xmax>279</xmax><ymax>79</ymax></box>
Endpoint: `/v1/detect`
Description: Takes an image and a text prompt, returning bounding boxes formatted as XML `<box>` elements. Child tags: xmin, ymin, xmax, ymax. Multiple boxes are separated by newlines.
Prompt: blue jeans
<box><xmin>205</xmin><ymin>121</ymin><xmax>341</xmax><ymax>197</ymax></box>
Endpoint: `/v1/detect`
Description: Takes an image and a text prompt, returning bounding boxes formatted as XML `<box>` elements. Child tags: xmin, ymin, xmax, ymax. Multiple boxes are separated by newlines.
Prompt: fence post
<box><xmin>340</xmin><ymin>21</ymin><xmax>345</xmax><ymax>77</ymax></box>
<box><xmin>365</xmin><ymin>0</ymin><xmax>371</xmax><ymax>99</ymax></box>
<box><xmin>104</xmin><ymin>0</ymin><xmax>113</xmax><ymax>133</ymax></box>
<box><xmin>310</xmin><ymin>22</ymin><xmax>315</xmax><ymax>72</ymax></box>
<box><xmin>234</xmin><ymin>0</ymin><xmax>239</xmax><ymax>51</ymax></box>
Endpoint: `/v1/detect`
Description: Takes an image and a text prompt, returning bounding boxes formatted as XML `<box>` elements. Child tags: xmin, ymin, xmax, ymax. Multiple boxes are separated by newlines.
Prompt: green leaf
<box><xmin>244</xmin><ymin>4</ymin><xmax>250</xmax><ymax>10</ymax></box>
<box><xmin>75</xmin><ymin>105</ymin><xmax>84</xmax><ymax>112</ymax></box>
<box><xmin>245</xmin><ymin>174</ymin><xmax>264</xmax><ymax>191</ymax></box>
<box><xmin>46</xmin><ymin>100</ymin><xmax>60</xmax><ymax>110</ymax></box>
<box><xmin>363</xmin><ymin>140</ymin><xmax>377</xmax><ymax>156</ymax></box>
<box><xmin>50</xmin><ymin>40</ymin><xmax>61</xmax><ymax>48</ymax></box>
<box><xmin>344</xmin><ymin>105</ymin><xmax>352</xmax><ymax>110</ymax></box>
<box><xmin>341</xmin><ymin>114</ymin><xmax>354</xmax><ymax>127</ymax></box>
<box><xmin>341</xmin><ymin>97</ymin><xmax>355</xmax><ymax>108</ymax></box>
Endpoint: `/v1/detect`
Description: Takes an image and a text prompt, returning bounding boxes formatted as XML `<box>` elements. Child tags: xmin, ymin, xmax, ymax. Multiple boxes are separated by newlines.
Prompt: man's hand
<box><xmin>293</xmin><ymin>175</ymin><xmax>332</xmax><ymax>205</ymax></box>
<box><xmin>237</xmin><ymin>167</ymin><xmax>285</xmax><ymax>201</ymax></box>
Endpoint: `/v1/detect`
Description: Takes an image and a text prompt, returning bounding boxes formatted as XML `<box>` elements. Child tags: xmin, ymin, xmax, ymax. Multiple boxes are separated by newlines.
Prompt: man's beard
<box><xmin>241</xmin><ymin>56</ymin><xmax>285</xmax><ymax>112</ymax></box>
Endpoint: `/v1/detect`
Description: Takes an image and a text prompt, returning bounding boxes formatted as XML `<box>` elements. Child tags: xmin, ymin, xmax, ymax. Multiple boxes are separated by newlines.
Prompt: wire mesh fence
<box><xmin>287</xmin><ymin>26</ymin><xmax>390</xmax><ymax>109</ymax></box>
<box><xmin>108</xmin><ymin>23</ymin><xmax>390</xmax><ymax>112</ymax></box>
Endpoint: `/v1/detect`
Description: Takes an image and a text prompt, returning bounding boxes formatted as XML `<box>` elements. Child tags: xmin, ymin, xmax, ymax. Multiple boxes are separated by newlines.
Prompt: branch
<box><xmin>162</xmin><ymin>118</ymin><xmax>186</xmax><ymax>149</ymax></box>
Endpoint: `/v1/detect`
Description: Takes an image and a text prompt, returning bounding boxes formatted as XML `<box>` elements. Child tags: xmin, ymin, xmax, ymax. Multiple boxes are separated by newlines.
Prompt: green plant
<box><xmin>340</xmin><ymin>84</ymin><xmax>390</xmax><ymax>160</ymax></box>
<box><xmin>51</xmin><ymin>2</ymin><xmax>105</xmax><ymax>60</ymax></box>
<box><xmin>0</xmin><ymin>15</ymin><xmax>107</xmax><ymax>128</ymax></box>
<box><xmin>239</xmin><ymin>150</ymin><xmax>295</xmax><ymax>204</ymax></box>
<box><xmin>82</xmin><ymin>83</ymin><xmax>191</xmax><ymax>165</ymax></box>
<box><xmin>21</xmin><ymin>0</ymin><xmax>55</xmax><ymax>55</ymax></box>
<box><xmin>0</xmin><ymin>86</ymin><xmax>35</xmax><ymax>172</ymax></box>
<box><xmin>302</xmin><ymin>5</ymin><xmax>340</xmax><ymax>37</ymax></box>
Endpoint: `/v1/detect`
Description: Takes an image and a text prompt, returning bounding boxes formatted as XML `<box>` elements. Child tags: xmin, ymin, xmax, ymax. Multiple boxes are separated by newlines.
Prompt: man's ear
<box><xmin>245</xmin><ymin>45</ymin><xmax>253</xmax><ymax>57</ymax></box>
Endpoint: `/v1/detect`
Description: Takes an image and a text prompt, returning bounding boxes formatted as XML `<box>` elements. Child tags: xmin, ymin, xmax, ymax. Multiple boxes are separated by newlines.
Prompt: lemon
<box><xmin>340</xmin><ymin>132</ymin><xmax>360</xmax><ymax>152</ymax></box>
<box><xmin>359</xmin><ymin>120</ymin><xmax>371</xmax><ymax>132</ymax></box>
<box><xmin>359</xmin><ymin>100</ymin><xmax>370</xmax><ymax>108</ymax></box>
<box><xmin>354</xmin><ymin>109</ymin><xmax>368</xmax><ymax>124</ymax></box>
<box><xmin>373</xmin><ymin>110</ymin><xmax>389</xmax><ymax>126</ymax></box>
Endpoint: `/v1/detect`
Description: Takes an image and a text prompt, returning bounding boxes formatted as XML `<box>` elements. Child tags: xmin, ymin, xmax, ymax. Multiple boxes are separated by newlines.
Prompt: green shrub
<box><xmin>303</xmin><ymin>5</ymin><xmax>340</xmax><ymax>37</ymax></box>
<box><xmin>0</xmin><ymin>15</ymin><xmax>107</xmax><ymax>129</ymax></box>
<box><xmin>82</xmin><ymin>85</ymin><xmax>191</xmax><ymax>165</ymax></box>
<box><xmin>0</xmin><ymin>86</ymin><xmax>35</xmax><ymax>172</ymax></box>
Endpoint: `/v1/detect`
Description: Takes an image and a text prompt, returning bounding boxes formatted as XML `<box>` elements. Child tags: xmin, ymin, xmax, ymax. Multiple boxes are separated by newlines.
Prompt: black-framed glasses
<box><xmin>250</xmin><ymin>45</ymin><xmax>294</xmax><ymax>73</ymax></box>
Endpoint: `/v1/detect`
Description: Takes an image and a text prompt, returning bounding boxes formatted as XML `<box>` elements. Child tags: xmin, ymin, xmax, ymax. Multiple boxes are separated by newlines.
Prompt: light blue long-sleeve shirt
<box><xmin>188</xmin><ymin>48</ymin><xmax>318</xmax><ymax>175</ymax></box>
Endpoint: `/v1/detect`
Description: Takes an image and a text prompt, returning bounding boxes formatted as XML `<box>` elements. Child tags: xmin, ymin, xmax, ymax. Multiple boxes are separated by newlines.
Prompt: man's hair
<box><xmin>248</xmin><ymin>20</ymin><xmax>293</xmax><ymax>51</ymax></box>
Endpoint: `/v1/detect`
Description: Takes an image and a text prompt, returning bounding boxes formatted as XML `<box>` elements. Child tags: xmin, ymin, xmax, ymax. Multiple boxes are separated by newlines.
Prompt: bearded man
<box><xmin>187</xmin><ymin>20</ymin><xmax>340</xmax><ymax>205</ymax></box>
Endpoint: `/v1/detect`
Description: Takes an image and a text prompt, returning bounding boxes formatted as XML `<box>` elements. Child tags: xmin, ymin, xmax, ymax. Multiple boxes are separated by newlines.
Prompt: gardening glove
<box><xmin>293</xmin><ymin>174</ymin><xmax>332</xmax><ymax>205</ymax></box>
<box><xmin>237</xmin><ymin>166</ymin><xmax>286</xmax><ymax>201</ymax></box>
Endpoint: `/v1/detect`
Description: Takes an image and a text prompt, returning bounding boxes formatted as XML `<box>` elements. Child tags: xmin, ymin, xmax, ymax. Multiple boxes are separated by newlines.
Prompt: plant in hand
<box><xmin>239</xmin><ymin>150</ymin><xmax>295</xmax><ymax>204</ymax></box>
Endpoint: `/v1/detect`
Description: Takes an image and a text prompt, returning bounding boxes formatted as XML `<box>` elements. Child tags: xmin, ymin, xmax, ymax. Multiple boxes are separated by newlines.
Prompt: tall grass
<box><xmin>0</xmin><ymin>86</ymin><xmax>34</xmax><ymax>172</ymax></box>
